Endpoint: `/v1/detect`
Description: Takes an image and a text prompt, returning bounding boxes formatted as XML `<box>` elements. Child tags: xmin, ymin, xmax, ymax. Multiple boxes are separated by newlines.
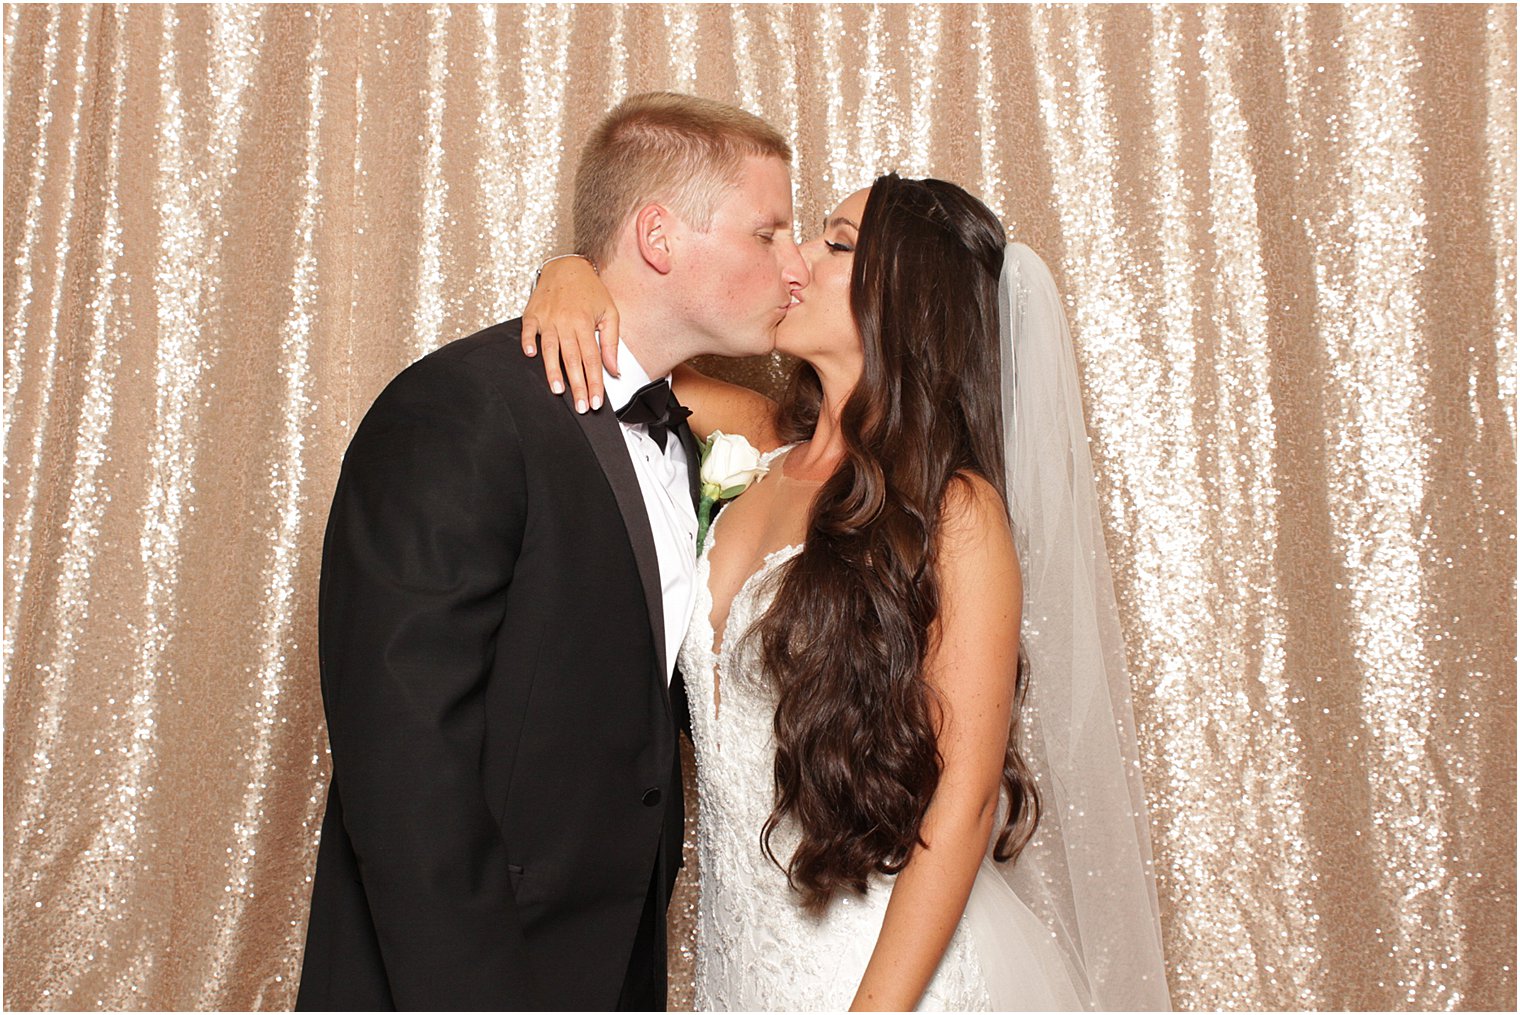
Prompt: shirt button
<box><xmin>641</xmin><ymin>787</ymin><xmax>662</xmax><ymax>807</ymax></box>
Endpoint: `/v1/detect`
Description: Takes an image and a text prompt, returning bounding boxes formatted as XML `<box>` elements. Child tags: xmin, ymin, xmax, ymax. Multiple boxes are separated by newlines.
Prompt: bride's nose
<box><xmin>785</xmin><ymin>236</ymin><xmax>813</xmax><ymax>289</ymax></box>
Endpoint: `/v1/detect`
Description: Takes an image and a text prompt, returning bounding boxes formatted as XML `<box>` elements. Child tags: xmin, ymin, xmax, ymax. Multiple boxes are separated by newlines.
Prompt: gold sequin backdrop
<box><xmin>2</xmin><ymin>3</ymin><xmax>1514</xmax><ymax>1010</ymax></box>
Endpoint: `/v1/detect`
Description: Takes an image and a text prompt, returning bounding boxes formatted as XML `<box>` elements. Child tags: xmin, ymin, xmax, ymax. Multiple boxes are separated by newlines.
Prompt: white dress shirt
<box><xmin>603</xmin><ymin>348</ymin><xmax>698</xmax><ymax>684</ymax></box>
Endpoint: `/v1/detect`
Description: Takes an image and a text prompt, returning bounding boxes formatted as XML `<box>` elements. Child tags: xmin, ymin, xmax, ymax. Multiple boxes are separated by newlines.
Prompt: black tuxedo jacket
<box><xmin>297</xmin><ymin>320</ymin><xmax>693</xmax><ymax>1011</ymax></box>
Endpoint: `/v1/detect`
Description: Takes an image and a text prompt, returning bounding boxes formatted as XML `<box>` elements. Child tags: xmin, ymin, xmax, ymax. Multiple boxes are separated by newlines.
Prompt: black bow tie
<box><xmin>614</xmin><ymin>378</ymin><xmax>692</xmax><ymax>451</ymax></box>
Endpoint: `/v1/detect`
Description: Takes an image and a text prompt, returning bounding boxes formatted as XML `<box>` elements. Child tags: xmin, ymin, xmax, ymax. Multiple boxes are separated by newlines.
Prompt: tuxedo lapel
<box><xmin>569</xmin><ymin>402</ymin><xmax>670</xmax><ymax>681</ymax></box>
<box><xmin>679</xmin><ymin>421</ymin><xmax>701</xmax><ymax>508</ymax></box>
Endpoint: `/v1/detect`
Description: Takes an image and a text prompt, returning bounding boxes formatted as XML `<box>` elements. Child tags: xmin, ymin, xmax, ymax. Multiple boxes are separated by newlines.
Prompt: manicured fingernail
<box><xmin>526</xmin><ymin>345</ymin><xmax>536</xmax><ymax>356</ymax></box>
<box><xmin>551</xmin><ymin>380</ymin><xmax>564</xmax><ymax>394</ymax></box>
<box><xmin>591</xmin><ymin>394</ymin><xmax>603</xmax><ymax>410</ymax></box>
<box><xmin>576</xmin><ymin>399</ymin><xmax>588</xmax><ymax>414</ymax></box>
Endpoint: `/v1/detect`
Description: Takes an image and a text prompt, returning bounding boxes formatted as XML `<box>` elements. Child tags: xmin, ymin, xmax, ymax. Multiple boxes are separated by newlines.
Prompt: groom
<box><xmin>296</xmin><ymin>92</ymin><xmax>807</xmax><ymax>1011</ymax></box>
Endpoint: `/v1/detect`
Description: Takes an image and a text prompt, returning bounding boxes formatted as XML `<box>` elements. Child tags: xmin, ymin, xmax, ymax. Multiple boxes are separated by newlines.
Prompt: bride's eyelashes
<box><xmin>825</xmin><ymin>240</ymin><xmax>853</xmax><ymax>253</ymax></box>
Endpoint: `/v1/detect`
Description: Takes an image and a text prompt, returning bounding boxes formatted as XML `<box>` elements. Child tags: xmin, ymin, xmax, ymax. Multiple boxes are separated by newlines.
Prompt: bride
<box><xmin>527</xmin><ymin>174</ymin><xmax>1170</xmax><ymax>1011</ymax></box>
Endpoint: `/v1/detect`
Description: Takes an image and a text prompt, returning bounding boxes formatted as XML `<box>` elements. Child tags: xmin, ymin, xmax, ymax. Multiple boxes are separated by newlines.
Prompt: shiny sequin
<box><xmin>973</xmin><ymin>4</ymin><xmax>1007</xmax><ymax>222</ymax></box>
<box><xmin>2</xmin><ymin>5</ymin><xmax>1513</xmax><ymax>1011</ymax></box>
<box><xmin>3</xmin><ymin>3</ymin><xmax>64</xmax><ymax>690</ymax></box>
<box><xmin>1487</xmin><ymin>7</ymin><xmax>1518</xmax><ymax>444</ymax></box>
<box><xmin>205</xmin><ymin>5</ymin><xmax>318</xmax><ymax>1004</ymax></box>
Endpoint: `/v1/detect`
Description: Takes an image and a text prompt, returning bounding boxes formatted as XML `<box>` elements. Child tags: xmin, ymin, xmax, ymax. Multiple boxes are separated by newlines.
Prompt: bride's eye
<box><xmin>825</xmin><ymin>240</ymin><xmax>853</xmax><ymax>253</ymax></box>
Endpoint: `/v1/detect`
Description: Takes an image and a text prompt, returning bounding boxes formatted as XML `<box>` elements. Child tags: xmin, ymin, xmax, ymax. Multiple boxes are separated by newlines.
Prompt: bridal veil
<box><xmin>970</xmin><ymin>242</ymin><xmax>1172</xmax><ymax>1011</ymax></box>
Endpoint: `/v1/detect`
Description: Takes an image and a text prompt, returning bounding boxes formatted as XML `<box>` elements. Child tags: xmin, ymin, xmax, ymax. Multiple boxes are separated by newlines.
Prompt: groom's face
<box><xmin>674</xmin><ymin>155</ymin><xmax>809</xmax><ymax>357</ymax></box>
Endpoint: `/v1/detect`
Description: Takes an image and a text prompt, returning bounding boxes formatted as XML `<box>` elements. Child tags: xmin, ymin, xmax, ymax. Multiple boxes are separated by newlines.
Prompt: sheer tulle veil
<box><xmin>986</xmin><ymin>242</ymin><xmax>1171</xmax><ymax>1010</ymax></box>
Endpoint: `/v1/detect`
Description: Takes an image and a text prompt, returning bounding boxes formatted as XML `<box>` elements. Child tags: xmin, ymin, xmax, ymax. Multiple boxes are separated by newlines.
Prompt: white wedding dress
<box><xmin>675</xmin><ymin>448</ymin><xmax>1087</xmax><ymax>1012</ymax></box>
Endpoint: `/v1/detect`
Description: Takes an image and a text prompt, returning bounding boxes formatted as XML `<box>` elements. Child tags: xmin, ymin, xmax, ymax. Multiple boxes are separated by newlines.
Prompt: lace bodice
<box><xmin>675</xmin><ymin>447</ymin><xmax>992</xmax><ymax>1012</ymax></box>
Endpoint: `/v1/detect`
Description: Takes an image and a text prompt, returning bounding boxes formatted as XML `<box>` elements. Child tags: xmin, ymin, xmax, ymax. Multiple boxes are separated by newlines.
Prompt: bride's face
<box><xmin>775</xmin><ymin>188</ymin><xmax>870</xmax><ymax>374</ymax></box>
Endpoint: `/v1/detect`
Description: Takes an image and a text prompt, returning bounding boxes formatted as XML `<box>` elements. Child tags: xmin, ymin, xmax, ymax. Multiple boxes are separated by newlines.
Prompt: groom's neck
<box><xmin>613</xmin><ymin>325</ymin><xmax>677</xmax><ymax>381</ymax></box>
<box><xmin>601</xmin><ymin>275</ymin><xmax>688</xmax><ymax>381</ymax></box>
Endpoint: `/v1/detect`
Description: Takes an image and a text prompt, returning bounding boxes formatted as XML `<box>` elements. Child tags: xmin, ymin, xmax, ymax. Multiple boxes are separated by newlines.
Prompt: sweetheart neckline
<box><xmin>697</xmin><ymin>515</ymin><xmax>802</xmax><ymax>662</ymax></box>
<box><xmin>696</xmin><ymin>527</ymin><xmax>799</xmax><ymax>725</ymax></box>
<box><xmin>696</xmin><ymin>444</ymin><xmax>806</xmax><ymax>661</ymax></box>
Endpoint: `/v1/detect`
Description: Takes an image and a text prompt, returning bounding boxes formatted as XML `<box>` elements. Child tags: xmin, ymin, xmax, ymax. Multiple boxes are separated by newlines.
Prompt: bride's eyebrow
<box><xmin>824</xmin><ymin>215</ymin><xmax>859</xmax><ymax>232</ymax></box>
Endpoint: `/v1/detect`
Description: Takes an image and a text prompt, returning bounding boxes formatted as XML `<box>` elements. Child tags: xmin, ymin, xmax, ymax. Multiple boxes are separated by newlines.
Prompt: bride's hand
<box><xmin>521</xmin><ymin>255</ymin><xmax>621</xmax><ymax>414</ymax></box>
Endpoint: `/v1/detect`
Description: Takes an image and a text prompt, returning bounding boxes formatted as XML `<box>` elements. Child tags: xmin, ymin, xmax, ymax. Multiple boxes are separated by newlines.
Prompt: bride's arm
<box><xmin>521</xmin><ymin>255</ymin><xmax>620</xmax><ymax>414</ymax></box>
<box><xmin>672</xmin><ymin>364</ymin><xmax>782</xmax><ymax>450</ymax></box>
<box><xmin>849</xmin><ymin>474</ymin><xmax>1022</xmax><ymax>1012</ymax></box>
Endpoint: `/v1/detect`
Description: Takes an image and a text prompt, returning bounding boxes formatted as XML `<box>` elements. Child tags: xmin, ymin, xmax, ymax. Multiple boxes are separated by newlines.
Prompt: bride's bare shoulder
<box><xmin>940</xmin><ymin>471</ymin><xmax>1016</xmax><ymax>556</ymax></box>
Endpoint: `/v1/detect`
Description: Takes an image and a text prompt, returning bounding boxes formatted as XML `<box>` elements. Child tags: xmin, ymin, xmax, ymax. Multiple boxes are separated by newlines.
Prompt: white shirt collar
<box><xmin>602</xmin><ymin>344</ymin><xmax>665</xmax><ymax>414</ymax></box>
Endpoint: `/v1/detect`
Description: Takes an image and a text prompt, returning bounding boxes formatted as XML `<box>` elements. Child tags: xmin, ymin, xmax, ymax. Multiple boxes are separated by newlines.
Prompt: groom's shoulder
<box><xmin>346</xmin><ymin>319</ymin><xmax>558</xmax><ymax>461</ymax></box>
<box><xmin>422</xmin><ymin>318</ymin><xmax>530</xmax><ymax>380</ymax></box>
<box><xmin>388</xmin><ymin>318</ymin><xmax>547</xmax><ymax>400</ymax></box>
<box><xmin>358</xmin><ymin>319</ymin><xmax>549</xmax><ymax>433</ymax></box>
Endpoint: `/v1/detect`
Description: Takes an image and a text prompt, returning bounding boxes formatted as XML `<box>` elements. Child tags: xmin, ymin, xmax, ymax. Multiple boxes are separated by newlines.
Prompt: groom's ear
<box><xmin>633</xmin><ymin>203</ymin><xmax>674</xmax><ymax>275</ymax></box>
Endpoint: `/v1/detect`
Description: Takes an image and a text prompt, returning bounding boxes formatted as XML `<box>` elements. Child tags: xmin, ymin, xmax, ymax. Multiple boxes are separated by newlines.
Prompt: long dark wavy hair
<box><xmin>755</xmin><ymin>173</ymin><xmax>1040</xmax><ymax>908</ymax></box>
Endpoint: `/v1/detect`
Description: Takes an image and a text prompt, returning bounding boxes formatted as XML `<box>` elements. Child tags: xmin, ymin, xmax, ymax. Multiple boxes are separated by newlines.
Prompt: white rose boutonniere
<box><xmin>696</xmin><ymin>431</ymin><xmax>768</xmax><ymax>552</ymax></box>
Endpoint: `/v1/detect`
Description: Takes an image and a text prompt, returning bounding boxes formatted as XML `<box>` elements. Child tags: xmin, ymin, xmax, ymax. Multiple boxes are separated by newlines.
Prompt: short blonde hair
<box><xmin>573</xmin><ymin>92</ymin><xmax>791</xmax><ymax>266</ymax></box>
